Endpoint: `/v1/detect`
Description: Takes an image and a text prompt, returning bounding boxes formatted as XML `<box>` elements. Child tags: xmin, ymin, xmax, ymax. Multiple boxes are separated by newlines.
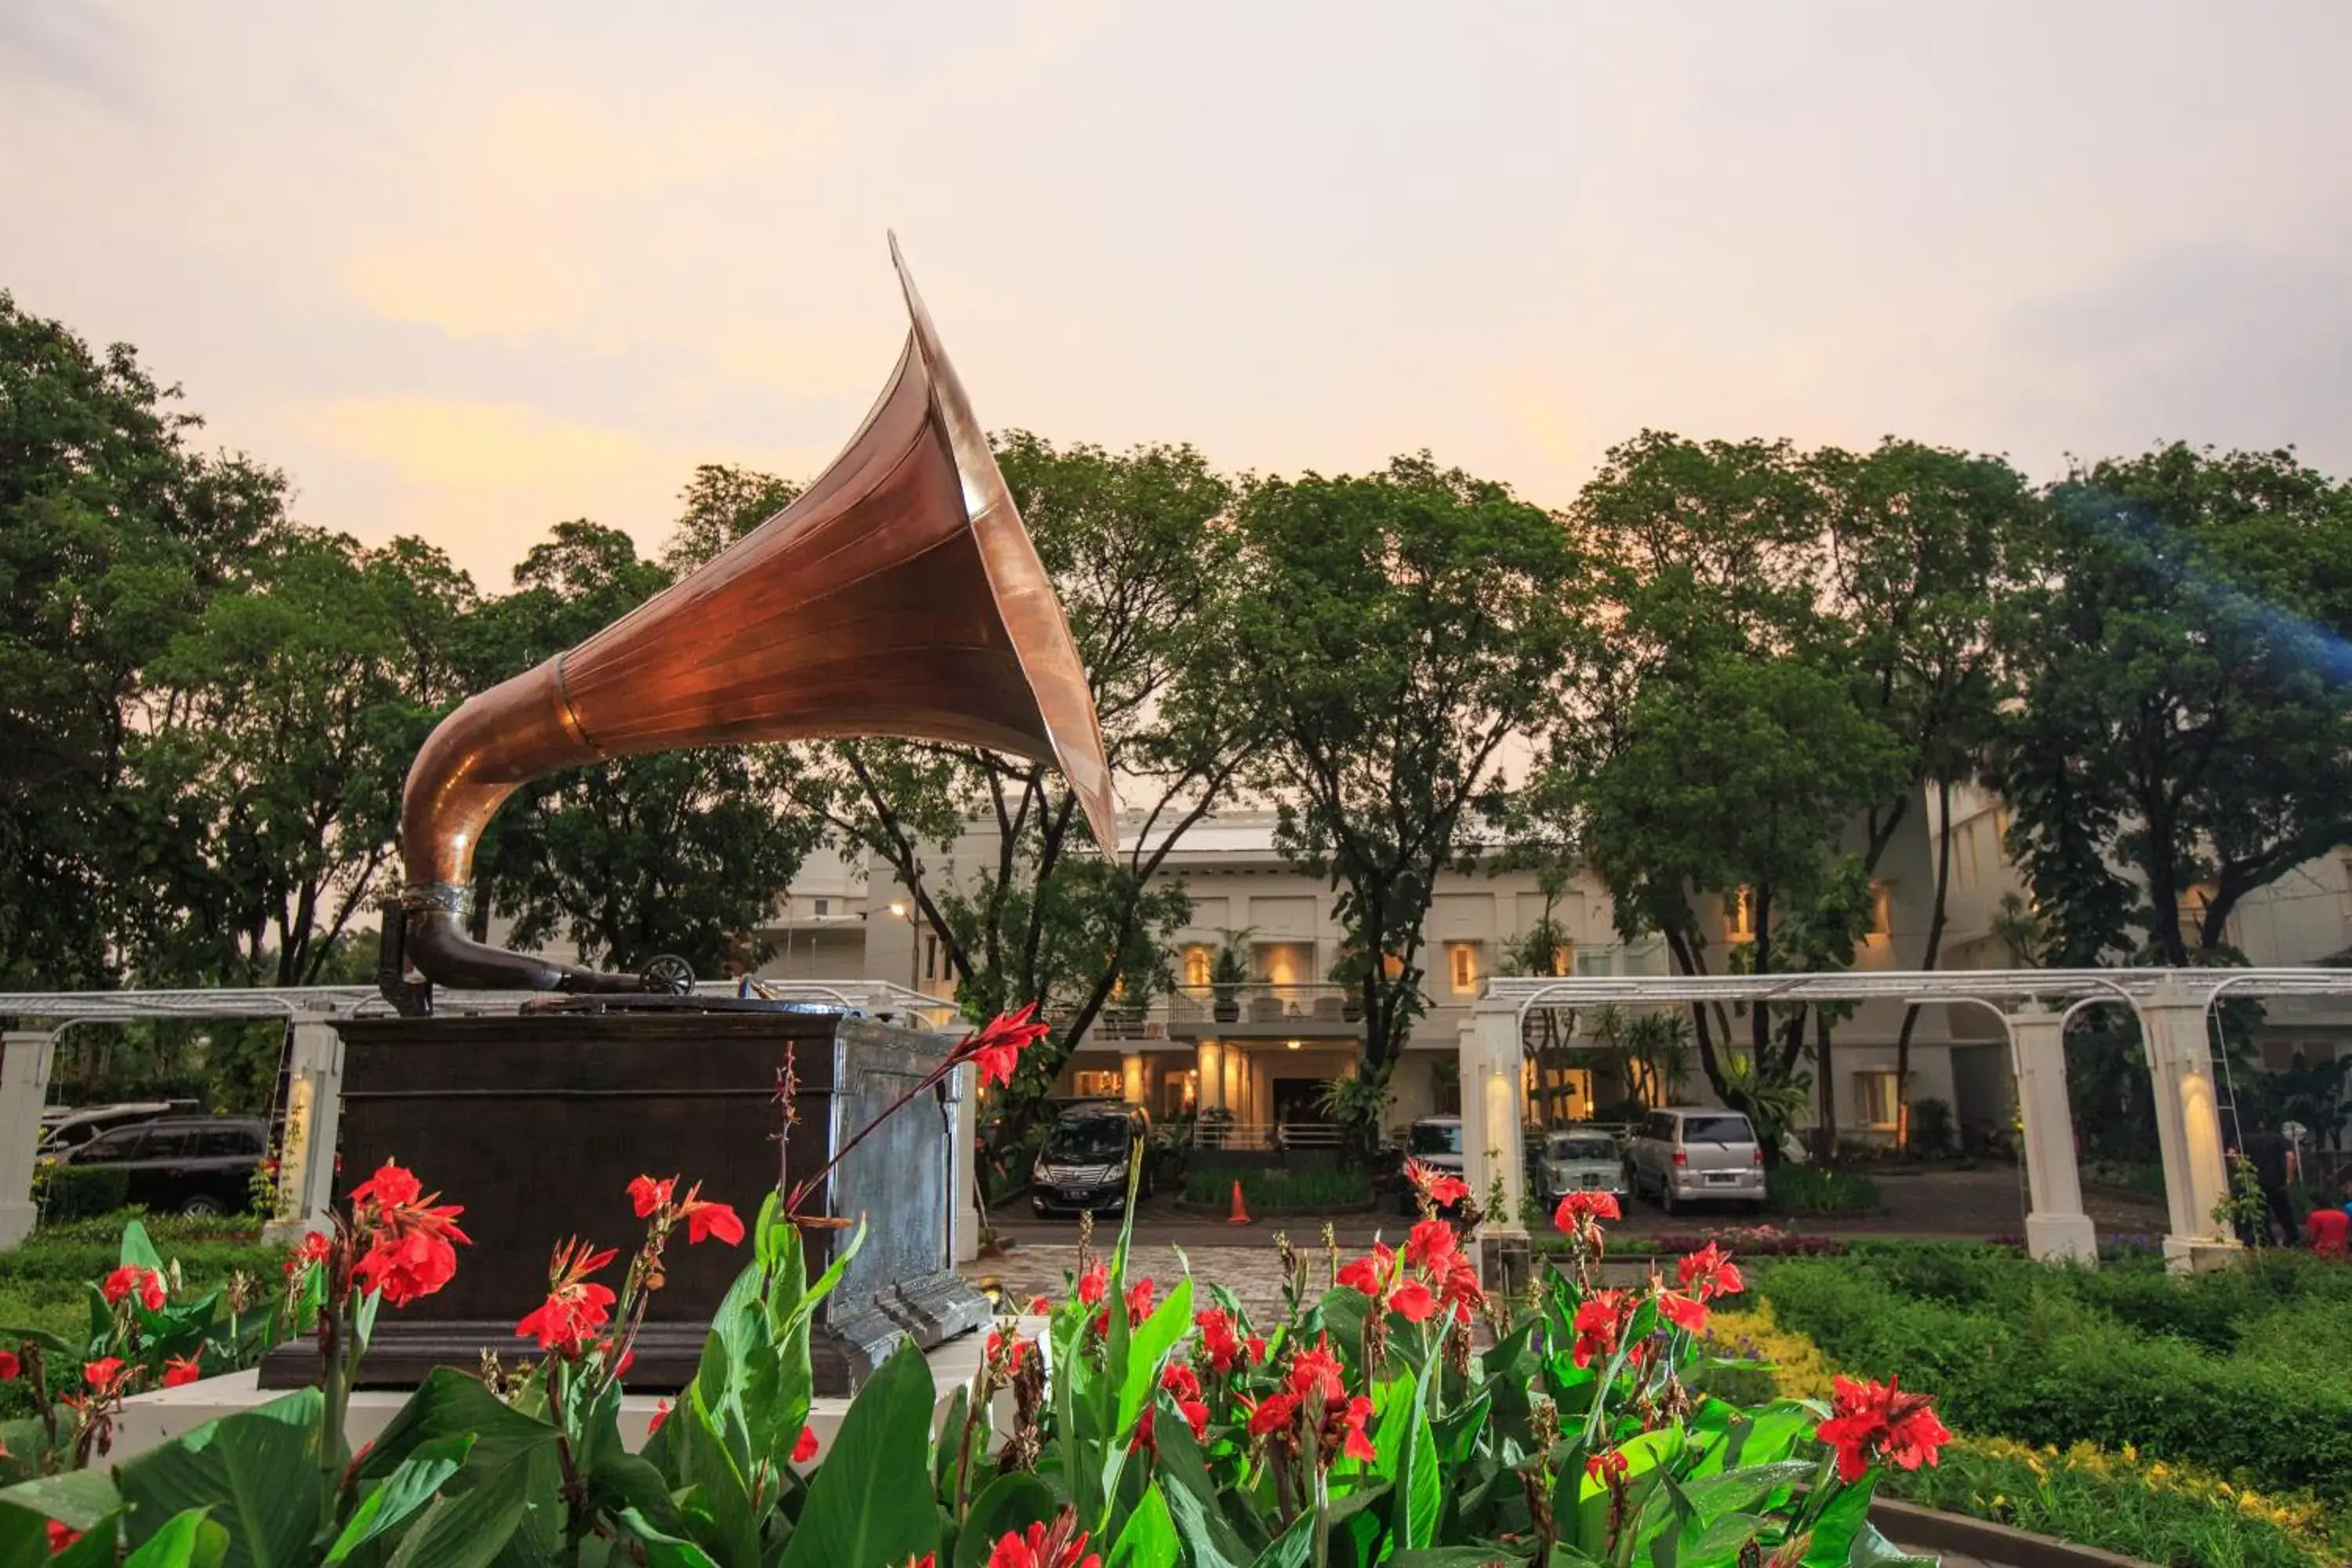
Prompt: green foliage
<box><xmin>1179</xmin><ymin>1165</ymin><xmax>1371</xmax><ymax>1210</ymax></box>
<box><xmin>1998</xmin><ymin>443</ymin><xmax>2352</xmax><ymax>967</ymax></box>
<box><xmin>1882</xmin><ymin>1437</ymin><xmax>2334</xmax><ymax>1568</ymax></box>
<box><xmin>1759</xmin><ymin>1245</ymin><xmax>2352</xmax><ymax>1503</ymax></box>
<box><xmin>1230</xmin><ymin>453</ymin><xmax>1584</xmax><ymax>1073</ymax></box>
<box><xmin>1764</xmin><ymin>1165</ymin><xmax>1882</xmax><ymax>1215</ymax></box>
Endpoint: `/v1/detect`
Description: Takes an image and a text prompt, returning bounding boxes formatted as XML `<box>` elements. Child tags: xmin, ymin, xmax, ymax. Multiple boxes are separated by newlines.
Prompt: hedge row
<box><xmin>1759</xmin><ymin>1247</ymin><xmax>2352</xmax><ymax>1503</ymax></box>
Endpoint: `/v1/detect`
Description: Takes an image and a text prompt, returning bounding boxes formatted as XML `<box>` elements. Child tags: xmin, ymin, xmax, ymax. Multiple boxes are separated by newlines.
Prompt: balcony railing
<box><xmin>1164</xmin><ymin>983</ymin><xmax>1363</xmax><ymax>1028</ymax></box>
<box><xmin>1192</xmin><ymin>1119</ymin><xmax>1345</xmax><ymax>1150</ymax></box>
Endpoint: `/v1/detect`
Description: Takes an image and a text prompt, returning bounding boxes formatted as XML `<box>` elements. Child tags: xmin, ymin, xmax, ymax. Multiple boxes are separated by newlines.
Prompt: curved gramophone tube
<box><xmin>387</xmin><ymin>238</ymin><xmax>1119</xmax><ymax>1000</ymax></box>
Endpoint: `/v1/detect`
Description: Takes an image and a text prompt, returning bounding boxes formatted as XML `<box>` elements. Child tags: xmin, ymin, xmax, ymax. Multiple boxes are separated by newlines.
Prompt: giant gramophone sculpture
<box><xmin>264</xmin><ymin>239</ymin><xmax>1116</xmax><ymax>1394</ymax></box>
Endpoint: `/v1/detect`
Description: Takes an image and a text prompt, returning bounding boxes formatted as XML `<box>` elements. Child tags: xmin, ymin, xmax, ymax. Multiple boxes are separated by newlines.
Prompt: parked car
<box><xmin>38</xmin><ymin>1101</ymin><xmax>197</xmax><ymax>1156</ymax></box>
<box><xmin>55</xmin><ymin>1116</ymin><xmax>270</xmax><ymax>1217</ymax></box>
<box><xmin>1627</xmin><ymin>1107</ymin><xmax>1766</xmax><ymax>1215</ymax></box>
<box><xmin>1029</xmin><ymin>1103</ymin><xmax>1153</xmax><ymax>1216</ymax></box>
<box><xmin>1397</xmin><ymin>1115</ymin><xmax>1466</xmax><ymax>1214</ymax></box>
<box><xmin>1541</xmin><ymin>1127</ymin><xmax>1629</xmax><ymax>1207</ymax></box>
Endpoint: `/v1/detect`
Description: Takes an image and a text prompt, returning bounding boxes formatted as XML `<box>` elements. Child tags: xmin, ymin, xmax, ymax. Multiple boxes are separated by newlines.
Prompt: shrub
<box><xmin>1180</xmin><ymin>1164</ymin><xmax>1370</xmax><ymax>1209</ymax></box>
<box><xmin>1907</xmin><ymin>1097</ymin><xmax>1956</xmax><ymax>1157</ymax></box>
<box><xmin>1760</xmin><ymin>1250</ymin><xmax>2352</xmax><ymax>1503</ymax></box>
<box><xmin>1766</xmin><ymin>1163</ymin><xmax>1882</xmax><ymax>1214</ymax></box>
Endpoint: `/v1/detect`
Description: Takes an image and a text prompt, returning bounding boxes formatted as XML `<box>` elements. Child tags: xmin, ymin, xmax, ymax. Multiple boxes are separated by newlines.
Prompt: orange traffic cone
<box><xmin>1227</xmin><ymin>1178</ymin><xmax>1252</xmax><ymax>1225</ymax></box>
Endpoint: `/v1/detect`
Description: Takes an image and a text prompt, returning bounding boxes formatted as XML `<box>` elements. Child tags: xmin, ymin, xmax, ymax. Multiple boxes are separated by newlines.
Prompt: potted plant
<box><xmin>1210</xmin><ymin>927</ymin><xmax>1254</xmax><ymax>1022</ymax></box>
<box><xmin>1328</xmin><ymin>947</ymin><xmax>1367</xmax><ymax>1022</ymax></box>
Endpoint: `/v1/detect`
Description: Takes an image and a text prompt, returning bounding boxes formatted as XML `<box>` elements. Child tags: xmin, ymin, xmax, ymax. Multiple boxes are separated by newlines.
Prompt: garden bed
<box><xmin>1738</xmin><ymin>1242</ymin><xmax>2352</xmax><ymax>1567</ymax></box>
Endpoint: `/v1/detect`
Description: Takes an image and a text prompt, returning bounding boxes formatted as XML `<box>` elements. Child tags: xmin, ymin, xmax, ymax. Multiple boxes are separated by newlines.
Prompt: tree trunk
<box><xmin>1891</xmin><ymin>776</ymin><xmax>1957</xmax><ymax>1152</ymax></box>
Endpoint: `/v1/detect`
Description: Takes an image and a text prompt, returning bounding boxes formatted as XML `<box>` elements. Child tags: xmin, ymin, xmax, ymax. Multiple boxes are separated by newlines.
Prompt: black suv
<box><xmin>60</xmin><ymin>1116</ymin><xmax>270</xmax><ymax>1217</ymax></box>
<box><xmin>1029</xmin><ymin>1104</ymin><xmax>1153</xmax><ymax>1216</ymax></box>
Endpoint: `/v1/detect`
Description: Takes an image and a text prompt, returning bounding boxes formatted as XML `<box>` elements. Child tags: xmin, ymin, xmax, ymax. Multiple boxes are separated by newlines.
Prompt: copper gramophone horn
<box><xmin>380</xmin><ymin>237</ymin><xmax>1118</xmax><ymax>1011</ymax></box>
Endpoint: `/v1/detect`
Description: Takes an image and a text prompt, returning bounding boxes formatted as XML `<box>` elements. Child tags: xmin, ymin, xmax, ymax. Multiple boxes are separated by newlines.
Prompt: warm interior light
<box><xmin>887</xmin><ymin>902</ymin><xmax>908</xmax><ymax>918</ymax></box>
<box><xmin>1287</xmin><ymin>1039</ymin><xmax>1301</xmax><ymax>1050</ymax></box>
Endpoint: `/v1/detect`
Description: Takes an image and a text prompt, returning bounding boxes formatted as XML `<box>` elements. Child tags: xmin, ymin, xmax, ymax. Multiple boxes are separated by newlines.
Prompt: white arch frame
<box><xmin>1462</xmin><ymin>967</ymin><xmax>2352</xmax><ymax>1271</ymax></box>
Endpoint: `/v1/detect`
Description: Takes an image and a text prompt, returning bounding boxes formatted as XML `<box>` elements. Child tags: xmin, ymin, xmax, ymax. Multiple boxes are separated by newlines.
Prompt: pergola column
<box><xmin>1459</xmin><ymin>1012</ymin><xmax>1526</xmax><ymax>1238</ymax></box>
<box><xmin>948</xmin><ymin>1061</ymin><xmax>979</xmax><ymax>1264</ymax></box>
<box><xmin>0</xmin><ymin>1029</ymin><xmax>56</xmax><ymax>1248</ymax></box>
<box><xmin>2003</xmin><ymin>1005</ymin><xmax>2096</xmax><ymax>1264</ymax></box>
<box><xmin>2138</xmin><ymin>983</ymin><xmax>2237</xmax><ymax>1272</ymax></box>
<box><xmin>263</xmin><ymin>1008</ymin><xmax>343</xmax><ymax>1244</ymax></box>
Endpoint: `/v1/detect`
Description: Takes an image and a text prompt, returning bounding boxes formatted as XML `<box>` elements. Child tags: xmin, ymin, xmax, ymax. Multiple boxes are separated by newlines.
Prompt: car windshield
<box><xmin>1043</xmin><ymin>1120</ymin><xmax>1130</xmax><ymax>1163</ymax></box>
<box><xmin>1682</xmin><ymin>1114</ymin><xmax>1756</xmax><ymax>1144</ymax></box>
<box><xmin>1408</xmin><ymin>1122</ymin><xmax>1462</xmax><ymax>1156</ymax></box>
<box><xmin>1548</xmin><ymin>1134</ymin><xmax>1617</xmax><ymax>1161</ymax></box>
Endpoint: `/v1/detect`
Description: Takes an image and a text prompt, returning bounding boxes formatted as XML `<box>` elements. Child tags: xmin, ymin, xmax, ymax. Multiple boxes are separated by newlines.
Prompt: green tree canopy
<box><xmin>0</xmin><ymin>291</ymin><xmax>285</xmax><ymax>986</ymax></box>
<box><xmin>1231</xmin><ymin>452</ymin><xmax>1584</xmax><ymax>1076</ymax></box>
<box><xmin>1998</xmin><ymin>441</ymin><xmax>2352</xmax><ymax>967</ymax></box>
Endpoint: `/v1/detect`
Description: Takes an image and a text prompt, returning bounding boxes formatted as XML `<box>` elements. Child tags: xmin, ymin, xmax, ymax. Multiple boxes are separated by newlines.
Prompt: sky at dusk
<box><xmin>5</xmin><ymin>2</ymin><xmax>2350</xmax><ymax>587</ymax></box>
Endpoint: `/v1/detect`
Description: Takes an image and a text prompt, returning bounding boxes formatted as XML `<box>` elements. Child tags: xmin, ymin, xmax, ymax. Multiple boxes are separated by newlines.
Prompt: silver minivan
<box><xmin>1628</xmin><ymin>1108</ymin><xmax>1766</xmax><ymax>1214</ymax></box>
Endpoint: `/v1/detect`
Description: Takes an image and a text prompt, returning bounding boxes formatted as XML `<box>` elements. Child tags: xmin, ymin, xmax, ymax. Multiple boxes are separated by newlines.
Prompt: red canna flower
<box><xmin>626</xmin><ymin>1174</ymin><xmax>674</xmax><ymax>1218</ymax></box>
<box><xmin>902</xmin><ymin>1557</ymin><xmax>936</xmax><ymax>1568</ymax></box>
<box><xmin>162</xmin><ymin>1356</ymin><xmax>202</xmax><ymax>1388</ymax></box>
<box><xmin>1404</xmin><ymin>1218</ymin><xmax>1457</xmax><ymax>1276</ymax></box>
<box><xmin>1076</xmin><ymin>1259</ymin><xmax>1108</xmax><ymax>1306</ymax></box>
<box><xmin>679</xmin><ymin>1186</ymin><xmax>744</xmax><ymax>1247</ymax></box>
<box><xmin>1196</xmin><ymin>1306</ymin><xmax>1245</xmax><ymax>1373</ymax></box>
<box><xmin>1553</xmin><ymin>1189</ymin><xmax>1621</xmax><ymax>1230</ymax></box>
<box><xmin>1337</xmin><ymin>1242</ymin><xmax>1396</xmax><ymax>1298</ymax></box>
<box><xmin>0</xmin><ymin>1349</ymin><xmax>20</xmax><ymax>1381</ymax></box>
<box><xmin>1025</xmin><ymin>1294</ymin><xmax>1052</xmax><ymax>1315</ymax></box>
<box><xmin>986</xmin><ymin>1506</ymin><xmax>1099</xmax><ymax>1568</ymax></box>
<box><xmin>1677</xmin><ymin>1242</ymin><xmax>1744</xmax><ymax>1301</ymax></box>
<box><xmin>1161</xmin><ymin>1362</ymin><xmax>1209</xmax><ymax>1441</ymax></box>
<box><xmin>46</xmin><ymin>1519</ymin><xmax>78</xmax><ymax>1552</ymax></box>
<box><xmin>354</xmin><ymin>1226</ymin><xmax>462</xmax><ymax>1306</ymax></box>
<box><xmin>1403</xmin><ymin>1159</ymin><xmax>1470</xmax><ymax>1207</ymax></box>
<box><xmin>1124</xmin><ymin>1277</ymin><xmax>1156</xmax><ymax>1326</ymax></box>
<box><xmin>102</xmin><ymin>1265</ymin><xmax>166</xmax><ymax>1312</ymax></box>
<box><xmin>1570</xmin><ymin>1290</ymin><xmax>1632</xmax><ymax>1368</ymax></box>
<box><xmin>82</xmin><ymin>1357</ymin><xmax>128</xmax><ymax>1400</ymax></box>
<box><xmin>648</xmin><ymin>1400</ymin><xmax>670</xmax><ymax>1436</ymax></box>
<box><xmin>1439</xmin><ymin>1254</ymin><xmax>1485</xmax><ymax>1323</ymax></box>
<box><xmin>350</xmin><ymin>1161</ymin><xmax>423</xmax><ymax>1214</ymax></box>
<box><xmin>961</xmin><ymin>1005</ymin><xmax>1051</xmax><ymax>1091</ymax></box>
<box><xmin>285</xmin><ymin>1230</ymin><xmax>333</xmax><ymax>1279</ymax></box>
<box><xmin>1245</xmin><ymin>1334</ymin><xmax>1267</xmax><ymax>1363</ymax></box>
<box><xmin>1246</xmin><ymin>1391</ymin><xmax>1299</xmax><ymax>1436</ymax></box>
<box><xmin>1655</xmin><ymin>1290</ymin><xmax>1708</xmax><ymax>1334</ymax></box>
<box><xmin>1815</xmin><ymin>1375</ymin><xmax>1952</xmax><ymax>1484</ymax></box>
<box><xmin>1387</xmin><ymin>1278</ymin><xmax>1437</xmax><ymax>1323</ymax></box>
<box><xmin>514</xmin><ymin>1240</ymin><xmax>619</xmax><ymax>1356</ymax></box>
<box><xmin>985</xmin><ymin>1327</ymin><xmax>1033</xmax><ymax>1377</ymax></box>
<box><xmin>793</xmin><ymin>1425</ymin><xmax>819</xmax><ymax>1463</ymax></box>
<box><xmin>1587</xmin><ymin>1447</ymin><xmax>1629</xmax><ymax>1483</ymax></box>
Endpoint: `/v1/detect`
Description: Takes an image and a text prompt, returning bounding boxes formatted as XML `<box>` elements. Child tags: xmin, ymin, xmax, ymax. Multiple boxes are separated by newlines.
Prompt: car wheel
<box><xmin>1657</xmin><ymin>1183</ymin><xmax>1676</xmax><ymax>1217</ymax></box>
<box><xmin>179</xmin><ymin>1194</ymin><xmax>226</xmax><ymax>1218</ymax></box>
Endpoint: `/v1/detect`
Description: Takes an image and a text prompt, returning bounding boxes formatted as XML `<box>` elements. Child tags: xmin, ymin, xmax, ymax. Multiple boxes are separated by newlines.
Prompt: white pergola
<box><xmin>1458</xmin><ymin>967</ymin><xmax>2352</xmax><ymax>1272</ymax></box>
<box><xmin>0</xmin><ymin>981</ymin><xmax>964</xmax><ymax>1252</ymax></box>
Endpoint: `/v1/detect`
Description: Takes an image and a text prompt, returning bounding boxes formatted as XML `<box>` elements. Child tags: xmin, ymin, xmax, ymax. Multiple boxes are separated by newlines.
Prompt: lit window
<box><xmin>924</xmin><ymin>935</ymin><xmax>941</xmax><ymax>981</ymax></box>
<box><xmin>1381</xmin><ymin>953</ymin><xmax>1405</xmax><ymax>980</ymax></box>
<box><xmin>1854</xmin><ymin>1071</ymin><xmax>1900</xmax><ymax>1128</ymax></box>
<box><xmin>1446</xmin><ymin>942</ymin><xmax>1479</xmax><ymax>995</ymax></box>
<box><xmin>1183</xmin><ymin>946</ymin><xmax>1211</xmax><ymax>988</ymax></box>
<box><xmin>1073</xmin><ymin>1070</ymin><xmax>1123</xmax><ymax>1098</ymax></box>
<box><xmin>1726</xmin><ymin>887</ymin><xmax>1755</xmax><ymax>942</ymax></box>
<box><xmin>1870</xmin><ymin>881</ymin><xmax>1892</xmax><ymax>939</ymax></box>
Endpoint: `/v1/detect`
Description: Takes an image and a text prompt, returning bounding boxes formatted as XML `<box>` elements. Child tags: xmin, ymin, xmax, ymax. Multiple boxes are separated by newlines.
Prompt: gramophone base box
<box><xmin>256</xmin><ymin>1002</ymin><xmax>988</xmax><ymax>1396</ymax></box>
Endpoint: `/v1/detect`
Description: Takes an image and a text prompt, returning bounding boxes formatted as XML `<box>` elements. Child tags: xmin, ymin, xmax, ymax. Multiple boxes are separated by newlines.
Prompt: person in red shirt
<box><xmin>2307</xmin><ymin>1185</ymin><xmax>2350</xmax><ymax>1257</ymax></box>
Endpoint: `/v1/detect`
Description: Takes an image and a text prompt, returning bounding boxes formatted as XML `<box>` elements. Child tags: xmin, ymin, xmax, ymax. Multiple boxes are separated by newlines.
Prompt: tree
<box><xmin>1998</xmin><ymin>443</ymin><xmax>2352</xmax><ymax>967</ymax></box>
<box><xmin>1230</xmin><ymin>453</ymin><xmax>1584</xmax><ymax>1079</ymax></box>
<box><xmin>1558</xmin><ymin>433</ymin><xmax>1904</xmax><ymax>1126</ymax></box>
<box><xmin>127</xmin><ymin>529</ymin><xmax>476</xmax><ymax>986</ymax></box>
<box><xmin>1811</xmin><ymin>439</ymin><xmax>2040</xmax><ymax>1138</ymax></box>
<box><xmin>0</xmin><ymin>292</ymin><xmax>284</xmax><ymax>987</ymax></box>
<box><xmin>464</xmin><ymin>518</ymin><xmax>818</xmax><ymax>975</ymax></box>
<box><xmin>788</xmin><ymin>434</ymin><xmax>1253</xmax><ymax>1152</ymax></box>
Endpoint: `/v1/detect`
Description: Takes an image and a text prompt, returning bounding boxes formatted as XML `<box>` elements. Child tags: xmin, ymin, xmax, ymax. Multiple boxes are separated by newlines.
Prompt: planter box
<box><xmin>257</xmin><ymin>1000</ymin><xmax>985</xmax><ymax>1396</ymax></box>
